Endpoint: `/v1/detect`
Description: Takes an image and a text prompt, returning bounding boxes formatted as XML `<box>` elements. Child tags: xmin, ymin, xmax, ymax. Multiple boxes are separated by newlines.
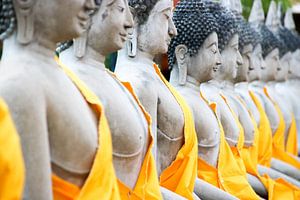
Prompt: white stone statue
<box><xmin>0</xmin><ymin>0</ymin><xmax>107</xmax><ymax>199</ymax></box>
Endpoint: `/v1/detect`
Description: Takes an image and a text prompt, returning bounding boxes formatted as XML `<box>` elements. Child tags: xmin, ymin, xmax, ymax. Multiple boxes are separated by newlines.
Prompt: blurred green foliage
<box><xmin>241</xmin><ymin>0</ymin><xmax>292</xmax><ymax>19</ymax></box>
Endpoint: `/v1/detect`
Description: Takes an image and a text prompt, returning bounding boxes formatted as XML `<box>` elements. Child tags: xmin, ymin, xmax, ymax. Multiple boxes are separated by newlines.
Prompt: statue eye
<box><xmin>117</xmin><ymin>6</ymin><xmax>125</xmax><ymax>12</ymax></box>
<box><xmin>164</xmin><ymin>14</ymin><xmax>170</xmax><ymax>20</ymax></box>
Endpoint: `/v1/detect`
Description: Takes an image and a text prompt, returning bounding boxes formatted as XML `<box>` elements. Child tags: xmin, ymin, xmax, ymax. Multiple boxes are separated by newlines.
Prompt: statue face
<box><xmin>237</xmin><ymin>44</ymin><xmax>253</xmax><ymax>82</ymax></box>
<box><xmin>289</xmin><ymin>50</ymin><xmax>300</xmax><ymax>78</ymax></box>
<box><xmin>219</xmin><ymin>34</ymin><xmax>243</xmax><ymax>81</ymax></box>
<box><xmin>189</xmin><ymin>32</ymin><xmax>221</xmax><ymax>82</ymax></box>
<box><xmin>248</xmin><ymin>44</ymin><xmax>264</xmax><ymax>81</ymax></box>
<box><xmin>88</xmin><ymin>0</ymin><xmax>133</xmax><ymax>55</ymax></box>
<box><xmin>137</xmin><ymin>0</ymin><xmax>177</xmax><ymax>56</ymax></box>
<box><xmin>261</xmin><ymin>48</ymin><xmax>279</xmax><ymax>81</ymax></box>
<box><xmin>276</xmin><ymin>52</ymin><xmax>291</xmax><ymax>81</ymax></box>
<box><xmin>32</xmin><ymin>0</ymin><xmax>97</xmax><ymax>42</ymax></box>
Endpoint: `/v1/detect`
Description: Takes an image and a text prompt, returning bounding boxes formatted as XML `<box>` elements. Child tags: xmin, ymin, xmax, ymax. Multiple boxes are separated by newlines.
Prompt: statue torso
<box><xmin>235</xmin><ymin>83</ymin><xmax>261</xmax><ymax>127</ymax></box>
<box><xmin>60</xmin><ymin>54</ymin><xmax>149</xmax><ymax>189</ymax></box>
<box><xmin>175</xmin><ymin>86</ymin><xmax>220</xmax><ymax>167</ymax></box>
<box><xmin>249</xmin><ymin>82</ymin><xmax>280</xmax><ymax>135</ymax></box>
<box><xmin>0</xmin><ymin>55</ymin><xmax>99</xmax><ymax>187</ymax></box>
<box><xmin>115</xmin><ymin>62</ymin><xmax>184</xmax><ymax>175</ymax></box>
<box><xmin>200</xmin><ymin>82</ymin><xmax>240</xmax><ymax>147</ymax></box>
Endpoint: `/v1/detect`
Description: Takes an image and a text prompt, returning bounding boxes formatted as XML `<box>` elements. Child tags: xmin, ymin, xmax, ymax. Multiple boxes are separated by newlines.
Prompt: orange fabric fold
<box><xmin>54</xmin><ymin>57</ymin><xmax>120</xmax><ymax>200</ymax></box>
<box><xmin>249</xmin><ymin>91</ymin><xmax>273</xmax><ymax>167</ymax></box>
<box><xmin>0</xmin><ymin>98</ymin><xmax>25</xmax><ymax>200</ymax></box>
<box><xmin>286</xmin><ymin>115</ymin><xmax>298</xmax><ymax>156</ymax></box>
<box><xmin>198</xmin><ymin>93</ymin><xmax>260</xmax><ymax>200</ymax></box>
<box><xmin>264</xmin><ymin>88</ymin><xmax>300</xmax><ymax>169</ymax></box>
<box><xmin>154</xmin><ymin>64</ymin><xmax>198</xmax><ymax>200</ymax></box>
<box><xmin>117</xmin><ymin>81</ymin><xmax>162</xmax><ymax>200</ymax></box>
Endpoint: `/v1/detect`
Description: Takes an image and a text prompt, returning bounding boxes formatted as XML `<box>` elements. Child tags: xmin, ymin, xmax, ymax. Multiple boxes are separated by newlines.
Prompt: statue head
<box><xmin>235</xmin><ymin>18</ymin><xmax>261</xmax><ymax>82</ymax></box>
<box><xmin>126</xmin><ymin>0</ymin><xmax>177</xmax><ymax>57</ymax></box>
<box><xmin>0</xmin><ymin>0</ymin><xmax>98</xmax><ymax>45</ymax></box>
<box><xmin>168</xmin><ymin>0</ymin><xmax>221</xmax><ymax>85</ymax></box>
<box><xmin>72</xmin><ymin>0</ymin><xmax>133</xmax><ymax>58</ymax></box>
<box><xmin>258</xmin><ymin>25</ymin><xmax>282</xmax><ymax>82</ymax></box>
<box><xmin>204</xmin><ymin>1</ymin><xmax>241</xmax><ymax>82</ymax></box>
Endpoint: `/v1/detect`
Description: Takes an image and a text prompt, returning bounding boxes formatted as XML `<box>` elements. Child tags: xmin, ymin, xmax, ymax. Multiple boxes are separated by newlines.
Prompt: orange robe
<box><xmin>153</xmin><ymin>64</ymin><xmax>198</xmax><ymax>200</ymax></box>
<box><xmin>110</xmin><ymin>77</ymin><xmax>162</xmax><ymax>200</ymax></box>
<box><xmin>0</xmin><ymin>98</ymin><xmax>25</xmax><ymax>200</ymax></box>
<box><xmin>53</xmin><ymin>57</ymin><xmax>120</xmax><ymax>200</ymax></box>
<box><xmin>249</xmin><ymin>91</ymin><xmax>273</xmax><ymax>167</ymax></box>
<box><xmin>199</xmin><ymin>93</ymin><xmax>260</xmax><ymax>200</ymax></box>
<box><xmin>264</xmin><ymin>88</ymin><xmax>300</xmax><ymax>169</ymax></box>
<box><xmin>248</xmin><ymin>91</ymin><xmax>300</xmax><ymax>199</ymax></box>
<box><xmin>286</xmin><ymin>115</ymin><xmax>298</xmax><ymax>156</ymax></box>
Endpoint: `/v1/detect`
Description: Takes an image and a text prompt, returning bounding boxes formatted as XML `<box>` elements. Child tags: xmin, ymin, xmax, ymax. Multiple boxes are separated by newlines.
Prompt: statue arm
<box><xmin>270</xmin><ymin>158</ymin><xmax>300</xmax><ymax>181</ymax></box>
<box><xmin>194</xmin><ymin>178</ymin><xmax>238</xmax><ymax>200</ymax></box>
<box><xmin>0</xmin><ymin>86</ymin><xmax>52</xmax><ymax>200</ymax></box>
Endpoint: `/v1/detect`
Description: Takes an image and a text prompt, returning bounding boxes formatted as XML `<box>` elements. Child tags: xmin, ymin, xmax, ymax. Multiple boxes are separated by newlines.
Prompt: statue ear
<box><xmin>73</xmin><ymin>32</ymin><xmax>88</xmax><ymax>58</ymax></box>
<box><xmin>175</xmin><ymin>44</ymin><xmax>188</xmax><ymax>85</ymax></box>
<box><xmin>126</xmin><ymin>27</ymin><xmax>137</xmax><ymax>57</ymax></box>
<box><xmin>14</xmin><ymin>0</ymin><xmax>36</xmax><ymax>44</ymax></box>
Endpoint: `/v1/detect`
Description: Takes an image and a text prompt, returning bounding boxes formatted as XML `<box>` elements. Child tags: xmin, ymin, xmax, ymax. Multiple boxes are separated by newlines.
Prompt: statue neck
<box><xmin>2</xmin><ymin>32</ymin><xmax>56</xmax><ymax>65</ymax></box>
<box><xmin>81</xmin><ymin>46</ymin><xmax>106</xmax><ymax>70</ymax></box>
<box><xmin>223</xmin><ymin>80</ymin><xmax>235</xmax><ymax>90</ymax></box>
<box><xmin>185</xmin><ymin>75</ymin><xmax>200</xmax><ymax>91</ymax></box>
<box><xmin>209</xmin><ymin>79</ymin><xmax>225</xmax><ymax>89</ymax></box>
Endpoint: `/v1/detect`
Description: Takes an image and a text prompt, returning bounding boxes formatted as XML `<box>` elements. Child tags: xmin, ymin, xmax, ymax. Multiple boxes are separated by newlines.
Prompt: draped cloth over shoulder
<box><xmin>264</xmin><ymin>88</ymin><xmax>300</xmax><ymax>169</ymax></box>
<box><xmin>108</xmin><ymin>73</ymin><xmax>162</xmax><ymax>200</ymax></box>
<box><xmin>247</xmin><ymin>91</ymin><xmax>300</xmax><ymax>199</ymax></box>
<box><xmin>0</xmin><ymin>98</ymin><xmax>25</xmax><ymax>200</ymax></box>
<box><xmin>53</xmin><ymin>57</ymin><xmax>120</xmax><ymax>200</ymax></box>
<box><xmin>199</xmin><ymin>92</ymin><xmax>260</xmax><ymax>200</ymax></box>
<box><xmin>286</xmin><ymin>114</ymin><xmax>298</xmax><ymax>156</ymax></box>
<box><xmin>153</xmin><ymin>64</ymin><xmax>198</xmax><ymax>200</ymax></box>
<box><xmin>249</xmin><ymin>91</ymin><xmax>273</xmax><ymax>167</ymax></box>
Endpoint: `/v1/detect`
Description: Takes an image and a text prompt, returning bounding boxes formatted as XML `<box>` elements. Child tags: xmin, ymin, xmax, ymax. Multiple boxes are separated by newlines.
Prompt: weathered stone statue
<box><xmin>197</xmin><ymin>1</ymin><xmax>263</xmax><ymax>199</ymax></box>
<box><xmin>58</xmin><ymin>0</ymin><xmax>167</xmax><ymax>198</ymax></box>
<box><xmin>169</xmin><ymin>2</ymin><xmax>240</xmax><ymax>199</ymax></box>
<box><xmin>115</xmin><ymin>0</ymin><xmax>199</xmax><ymax>199</ymax></box>
<box><xmin>0</xmin><ymin>0</ymin><xmax>121</xmax><ymax>199</ymax></box>
<box><xmin>248</xmin><ymin>0</ymin><xmax>300</xmax><ymax>185</ymax></box>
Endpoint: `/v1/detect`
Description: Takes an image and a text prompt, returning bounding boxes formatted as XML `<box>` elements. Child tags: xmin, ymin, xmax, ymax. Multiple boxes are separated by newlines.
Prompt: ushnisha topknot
<box><xmin>204</xmin><ymin>1</ymin><xmax>238</xmax><ymax>52</ymax></box>
<box><xmin>232</xmin><ymin>12</ymin><xmax>260</xmax><ymax>52</ymax></box>
<box><xmin>167</xmin><ymin>0</ymin><xmax>218</xmax><ymax>69</ymax></box>
<box><xmin>128</xmin><ymin>0</ymin><xmax>159</xmax><ymax>25</ymax></box>
<box><xmin>0</xmin><ymin>0</ymin><xmax>16</xmax><ymax>40</ymax></box>
<box><xmin>258</xmin><ymin>24</ymin><xmax>285</xmax><ymax>58</ymax></box>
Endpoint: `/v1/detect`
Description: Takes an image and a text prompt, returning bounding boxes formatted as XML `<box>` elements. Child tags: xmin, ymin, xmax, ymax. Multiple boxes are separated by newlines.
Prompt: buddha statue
<box><xmin>58</xmin><ymin>0</ymin><xmax>168</xmax><ymax>198</ymax></box>
<box><xmin>168</xmin><ymin>0</ymin><xmax>260</xmax><ymax>199</ymax></box>
<box><xmin>0</xmin><ymin>0</ymin><xmax>122</xmax><ymax>199</ymax></box>
<box><xmin>115</xmin><ymin>0</ymin><xmax>199</xmax><ymax>199</ymax></box>
<box><xmin>248</xmin><ymin>0</ymin><xmax>300</xmax><ymax>184</ymax></box>
<box><xmin>282</xmin><ymin>8</ymin><xmax>300</xmax><ymax>155</ymax></box>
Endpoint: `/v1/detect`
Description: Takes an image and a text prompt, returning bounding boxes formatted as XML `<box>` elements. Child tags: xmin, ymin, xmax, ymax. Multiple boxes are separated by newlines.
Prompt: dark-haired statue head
<box><xmin>124</xmin><ymin>0</ymin><xmax>177</xmax><ymax>58</ymax></box>
<box><xmin>168</xmin><ymin>0</ymin><xmax>221</xmax><ymax>85</ymax></box>
<box><xmin>257</xmin><ymin>24</ymin><xmax>282</xmax><ymax>82</ymax></box>
<box><xmin>235</xmin><ymin>16</ymin><xmax>262</xmax><ymax>82</ymax></box>
<box><xmin>204</xmin><ymin>1</ymin><xmax>242</xmax><ymax>82</ymax></box>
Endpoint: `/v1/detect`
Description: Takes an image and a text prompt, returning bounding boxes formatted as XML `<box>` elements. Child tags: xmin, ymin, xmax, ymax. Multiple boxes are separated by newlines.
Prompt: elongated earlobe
<box><xmin>126</xmin><ymin>28</ymin><xmax>137</xmax><ymax>58</ymax></box>
<box><xmin>14</xmin><ymin>0</ymin><xmax>36</xmax><ymax>44</ymax></box>
<box><xmin>73</xmin><ymin>32</ymin><xmax>88</xmax><ymax>58</ymax></box>
<box><xmin>175</xmin><ymin>45</ymin><xmax>188</xmax><ymax>85</ymax></box>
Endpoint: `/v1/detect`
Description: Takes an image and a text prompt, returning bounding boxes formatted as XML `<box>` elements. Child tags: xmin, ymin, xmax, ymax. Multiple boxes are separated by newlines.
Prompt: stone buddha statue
<box><xmin>58</xmin><ymin>0</ymin><xmax>168</xmax><ymax>199</ymax></box>
<box><xmin>168</xmin><ymin>1</ymin><xmax>256</xmax><ymax>199</ymax></box>
<box><xmin>115</xmin><ymin>0</ymin><xmax>199</xmax><ymax>199</ymax></box>
<box><xmin>0</xmin><ymin>0</ymin><xmax>123</xmax><ymax>199</ymax></box>
<box><xmin>248</xmin><ymin>0</ymin><xmax>300</xmax><ymax>184</ymax></box>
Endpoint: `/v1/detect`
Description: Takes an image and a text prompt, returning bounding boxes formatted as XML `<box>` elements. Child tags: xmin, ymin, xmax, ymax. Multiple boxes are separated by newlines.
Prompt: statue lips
<box><xmin>77</xmin><ymin>11</ymin><xmax>91</xmax><ymax>30</ymax></box>
<box><xmin>119</xmin><ymin>33</ymin><xmax>128</xmax><ymax>42</ymax></box>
